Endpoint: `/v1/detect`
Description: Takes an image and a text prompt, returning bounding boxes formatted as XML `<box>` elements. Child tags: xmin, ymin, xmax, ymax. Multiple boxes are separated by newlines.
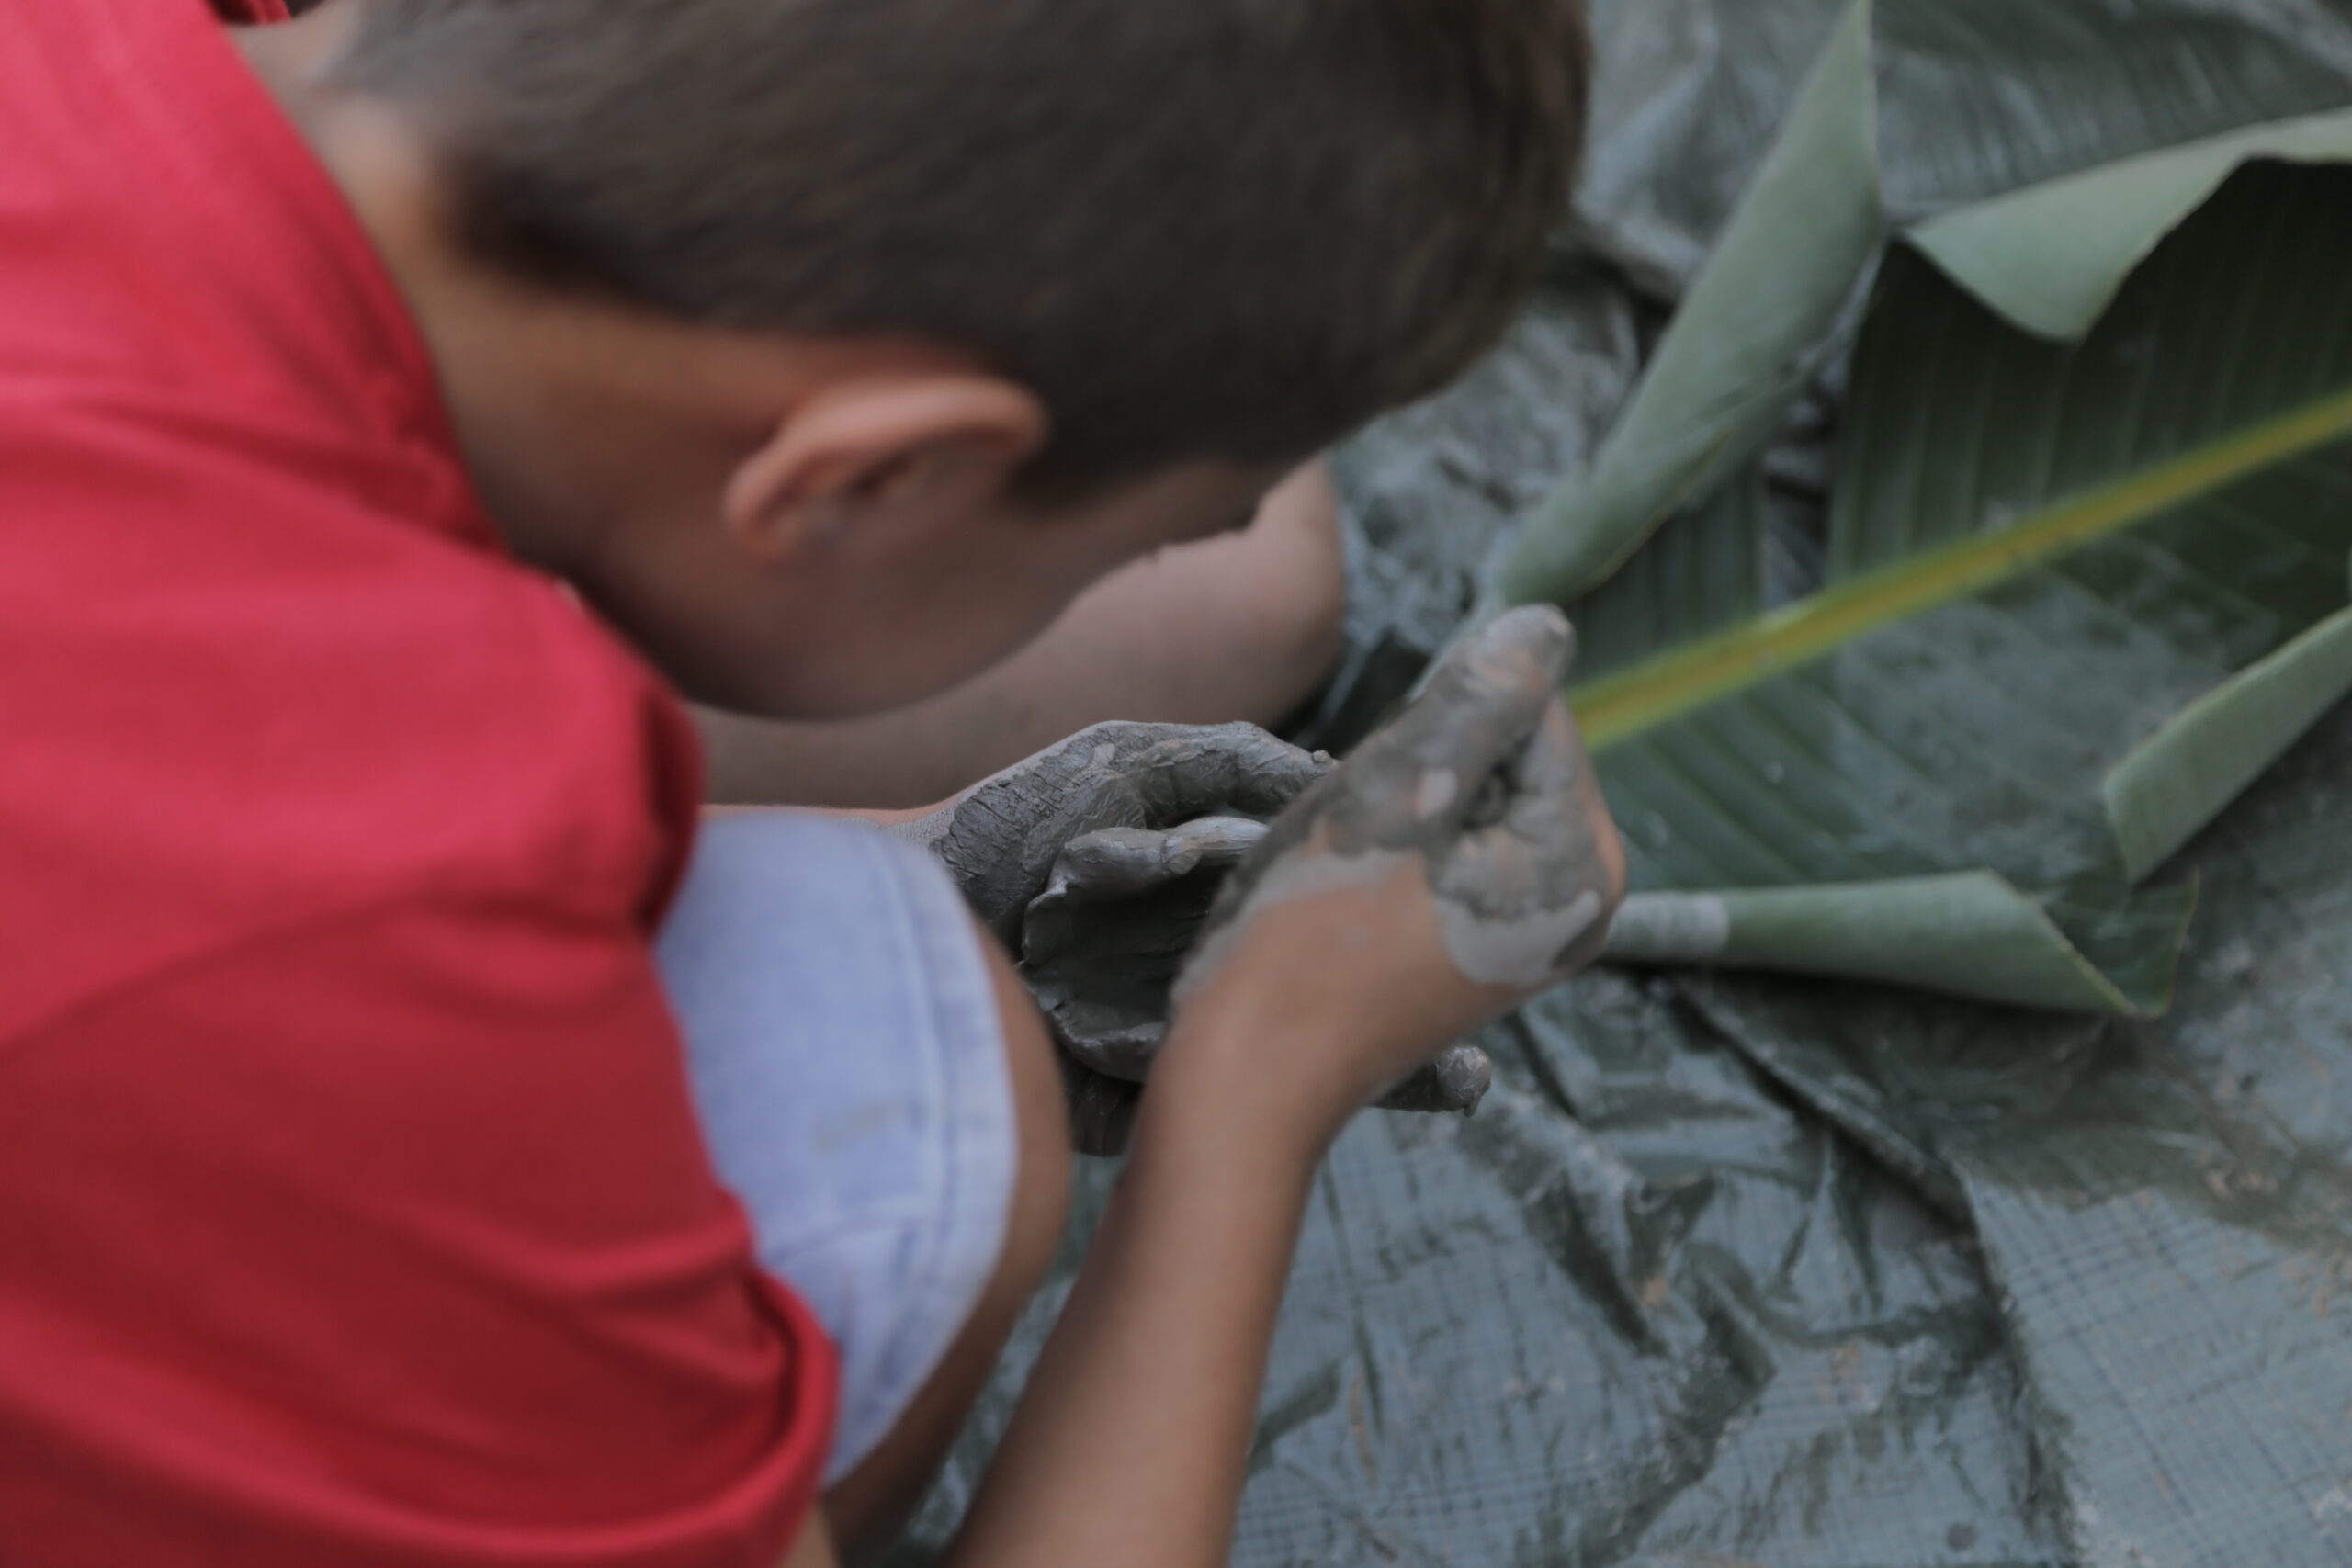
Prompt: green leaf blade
<box><xmin>1908</xmin><ymin>107</ymin><xmax>2352</xmax><ymax>342</ymax></box>
<box><xmin>1496</xmin><ymin>0</ymin><xmax>1883</xmax><ymax>607</ymax></box>
<box><xmin>1570</xmin><ymin>164</ymin><xmax>2352</xmax><ymax>1012</ymax></box>
<box><xmin>1604</xmin><ymin>873</ymin><xmax>2180</xmax><ymax>1015</ymax></box>
<box><xmin>2105</xmin><ymin>577</ymin><xmax>2352</xmax><ymax>884</ymax></box>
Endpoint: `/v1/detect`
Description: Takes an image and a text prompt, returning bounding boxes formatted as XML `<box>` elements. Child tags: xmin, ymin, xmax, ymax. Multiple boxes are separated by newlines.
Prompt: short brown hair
<box><xmin>338</xmin><ymin>0</ymin><xmax>1590</xmax><ymax>495</ymax></box>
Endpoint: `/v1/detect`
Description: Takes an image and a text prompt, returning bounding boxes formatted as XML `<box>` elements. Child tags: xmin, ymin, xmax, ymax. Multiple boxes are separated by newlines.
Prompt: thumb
<box><xmin>1357</xmin><ymin>607</ymin><xmax>1577</xmax><ymax>827</ymax></box>
<box><xmin>1131</xmin><ymin>723</ymin><xmax>1329</xmax><ymax>823</ymax></box>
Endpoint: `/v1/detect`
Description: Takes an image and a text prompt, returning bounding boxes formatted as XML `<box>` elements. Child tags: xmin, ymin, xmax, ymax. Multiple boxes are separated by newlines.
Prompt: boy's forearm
<box><xmin>945</xmin><ymin>1019</ymin><xmax>1330</xmax><ymax>1568</ymax></box>
<box><xmin>695</xmin><ymin>461</ymin><xmax>1343</xmax><ymax>813</ymax></box>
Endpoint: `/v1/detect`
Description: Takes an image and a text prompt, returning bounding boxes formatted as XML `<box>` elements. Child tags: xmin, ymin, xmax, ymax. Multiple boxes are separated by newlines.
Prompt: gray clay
<box><xmin>906</xmin><ymin>639</ymin><xmax>1611</xmax><ymax>1143</ymax></box>
<box><xmin>1022</xmin><ymin>819</ymin><xmax>1271</xmax><ymax>1083</ymax></box>
<box><xmin>1180</xmin><ymin>607</ymin><xmax>1618</xmax><ymax>1005</ymax></box>
<box><xmin>898</xmin><ymin>721</ymin><xmax>1326</xmax><ymax>943</ymax></box>
<box><xmin>1018</xmin><ymin>818</ymin><xmax>1494</xmax><ymax>1117</ymax></box>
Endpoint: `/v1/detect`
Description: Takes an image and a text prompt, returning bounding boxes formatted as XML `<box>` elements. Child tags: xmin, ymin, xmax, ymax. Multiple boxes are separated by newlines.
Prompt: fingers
<box><xmin>1492</xmin><ymin>700</ymin><xmax>1606</xmax><ymax>851</ymax></box>
<box><xmin>1435</xmin><ymin>697</ymin><xmax>1623</xmax><ymax>987</ymax></box>
<box><xmin>1049</xmin><ymin>818</ymin><xmax>1266</xmax><ymax>900</ymax></box>
<box><xmin>1021</xmin><ymin>818</ymin><xmax>1267</xmax><ymax>969</ymax></box>
<box><xmin>1360</xmin><ymin>608</ymin><xmax>1577</xmax><ymax>823</ymax></box>
<box><xmin>1502</xmin><ymin>700</ymin><xmax>1624</xmax><ymax>918</ymax></box>
<box><xmin>1038</xmin><ymin>828</ymin><xmax>1173</xmax><ymax>900</ymax></box>
<box><xmin>1042</xmin><ymin>995</ymin><xmax>1165</xmax><ymax>1082</ymax></box>
<box><xmin>1161</xmin><ymin>816</ymin><xmax>1273</xmax><ymax>874</ymax></box>
<box><xmin>1462</xmin><ymin>604</ymin><xmax>1578</xmax><ymax>685</ymax></box>
<box><xmin>1132</xmin><ymin>723</ymin><xmax>1329</xmax><ymax>823</ymax></box>
<box><xmin>1509</xmin><ymin>697</ymin><xmax>1582</xmax><ymax>799</ymax></box>
<box><xmin>937</xmin><ymin>723</ymin><xmax>1316</xmax><ymax>940</ymax></box>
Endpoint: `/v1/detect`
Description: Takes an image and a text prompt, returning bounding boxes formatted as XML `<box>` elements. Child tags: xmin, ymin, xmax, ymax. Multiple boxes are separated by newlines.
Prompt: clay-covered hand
<box><xmin>894</xmin><ymin>722</ymin><xmax>1328</xmax><ymax>945</ymax></box>
<box><xmin>1165</xmin><ymin>606</ymin><xmax>1626</xmax><ymax>1133</ymax></box>
<box><xmin>1022</xmin><ymin>817</ymin><xmax>1496</xmax><ymax>1121</ymax></box>
<box><xmin>1021</xmin><ymin>818</ymin><xmax>1269</xmax><ymax>1080</ymax></box>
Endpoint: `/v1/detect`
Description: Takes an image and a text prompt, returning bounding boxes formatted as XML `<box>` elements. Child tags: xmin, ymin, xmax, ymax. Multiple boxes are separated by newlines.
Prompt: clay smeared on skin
<box><xmin>1180</xmin><ymin>606</ymin><xmax>1620</xmax><ymax>1005</ymax></box>
<box><xmin>1022</xmin><ymin>819</ymin><xmax>1272</xmax><ymax>1083</ymax></box>
<box><xmin>1170</xmin><ymin>840</ymin><xmax>1418</xmax><ymax>1010</ymax></box>
<box><xmin>1020</xmin><ymin>819</ymin><xmax>1495</xmax><ymax>1116</ymax></box>
<box><xmin>1416</xmin><ymin>768</ymin><xmax>1461</xmax><ymax>818</ymax></box>
<box><xmin>883</xmin><ymin>810</ymin><xmax>951</xmax><ymax>854</ymax></box>
<box><xmin>1023</xmin><ymin>819</ymin><xmax>1271</xmax><ymax>987</ymax></box>
<box><xmin>902</xmin><ymin>615</ymin><xmax>1619</xmax><ymax>1145</ymax></box>
<box><xmin>1036</xmin><ymin>819</ymin><xmax>1271</xmax><ymax>908</ymax></box>
<box><xmin>906</xmin><ymin>720</ymin><xmax>1329</xmax><ymax>943</ymax></box>
<box><xmin>1438</xmin><ymin>889</ymin><xmax>1607</xmax><ymax>987</ymax></box>
<box><xmin>893</xmin><ymin>721</ymin><xmax>1334</xmax><ymax>1154</ymax></box>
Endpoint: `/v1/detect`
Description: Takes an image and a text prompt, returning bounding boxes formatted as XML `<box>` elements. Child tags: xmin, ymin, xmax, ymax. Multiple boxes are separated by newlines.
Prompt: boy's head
<box><xmin>302</xmin><ymin>0</ymin><xmax>1589</xmax><ymax>716</ymax></box>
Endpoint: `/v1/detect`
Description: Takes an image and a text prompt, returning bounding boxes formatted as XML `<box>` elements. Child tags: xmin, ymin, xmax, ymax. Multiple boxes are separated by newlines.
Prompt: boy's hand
<box><xmin>1020</xmin><ymin>818</ymin><xmax>1269</xmax><ymax>1081</ymax></box>
<box><xmin>899</xmin><ymin>721</ymin><xmax>1328</xmax><ymax>942</ymax></box>
<box><xmin>1163</xmin><ymin>606</ymin><xmax>1625</xmax><ymax>1141</ymax></box>
<box><xmin>1020</xmin><ymin>818</ymin><xmax>1495</xmax><ymax>1145</ymax></box>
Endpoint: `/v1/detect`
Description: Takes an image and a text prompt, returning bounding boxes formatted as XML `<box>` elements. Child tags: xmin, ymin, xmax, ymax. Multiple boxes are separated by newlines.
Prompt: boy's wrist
<box><xmin>1125</xmin><ymin>1071</ymin><xmax>1332</xmax><ymax>1217</ymax></box>
<box><xmin>1147</xmin><ymin>998</ymin><xmax>1366</xmax><ymax>1162</ymax></box>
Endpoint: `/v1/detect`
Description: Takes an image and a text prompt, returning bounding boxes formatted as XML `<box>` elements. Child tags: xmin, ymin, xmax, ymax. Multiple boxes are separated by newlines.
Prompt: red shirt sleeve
<box><xmin>0</xmin><ymin>890</ymin><xmax>837</xmax><ymax>1568</ymax></box>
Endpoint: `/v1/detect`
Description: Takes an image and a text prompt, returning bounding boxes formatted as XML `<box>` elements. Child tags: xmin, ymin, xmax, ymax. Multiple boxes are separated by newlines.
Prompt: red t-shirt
<box><xmin>0</xmin><ymin>0</ymin><xmax>838</xmax><ymax>1562</ymax></box>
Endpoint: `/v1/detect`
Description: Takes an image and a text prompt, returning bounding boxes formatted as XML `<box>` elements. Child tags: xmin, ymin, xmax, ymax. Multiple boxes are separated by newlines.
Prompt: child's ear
<box><xmin>720</xmin><ymin>373</ymin><xmax>1049</xmax><ymax>564</ymax></box>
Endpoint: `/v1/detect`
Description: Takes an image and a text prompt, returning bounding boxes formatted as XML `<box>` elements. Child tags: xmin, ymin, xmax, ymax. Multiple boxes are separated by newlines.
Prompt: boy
<box><xmin>0</xmin><ymin>2</ymin><xmax>1614</xmax><ymax>1566</ymax></box>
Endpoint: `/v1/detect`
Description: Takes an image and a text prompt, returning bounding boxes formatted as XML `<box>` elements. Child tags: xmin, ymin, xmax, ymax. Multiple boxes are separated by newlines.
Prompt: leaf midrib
<box><xmin>1570</xmin><ymin>380</ymin><xmax>2352</xmax><ymax>752</ymax></box>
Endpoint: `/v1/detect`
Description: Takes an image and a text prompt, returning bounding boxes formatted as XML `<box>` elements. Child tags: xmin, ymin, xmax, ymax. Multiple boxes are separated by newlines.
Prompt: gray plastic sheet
<box><xmin>895</xmin><ymin>662</ymin><xmax>2352</xmax><ymax>1568</ymax></box>
<box><xmin>896</xmin><ymin>964</ymin><xmax>2075</xmax><ymax>1567</ymax></box>
<box><xmin>1685</xmin><ymin>710</ymin><xmax>2352</xmax><ymax>1567</ymax></box>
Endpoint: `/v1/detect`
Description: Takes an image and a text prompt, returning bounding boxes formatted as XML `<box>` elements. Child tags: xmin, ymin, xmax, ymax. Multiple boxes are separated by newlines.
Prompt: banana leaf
<box><xmin>1509</xmin><ymin>0</ymin><xmax>2352</xmax><ymax>612</ymax></box>
<box><xmin>1575</xmin><ymin>0</ymin><xmax>1849</xmax><ymax>295</ymax></box>
<box><xmin>1499</xmin><ymin>0</ymin><xmax>1883</xmax><ymax>612</ymax></box>
<box><xmin>1335</xmin><ymin>0</ymin><xmax>2352</xmax><ymax>750</ymax></box>
<box><xmin>2105</xmin><ymin>553</ymin><xmax>2352</xmax><ymax>883</ymax></box>
<box><xmin>1574</xmin><ymin>0</ymin><xmax>2352</xmax><ymax>297</ymax></box>
<box><xmin>1909</xmin><ymin>106</ymin><xmax>2352</xmax><ymax>341</ymax></box>
<box><xmin>1570</xmin><ymin>160</ymin><xmax>2352</xmax><ymax>1014</ymax></box>
<box><xmin>1873</xmin><ymin>0</ymin><xmax>2352</xmax><ymax>216</ymax></box>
